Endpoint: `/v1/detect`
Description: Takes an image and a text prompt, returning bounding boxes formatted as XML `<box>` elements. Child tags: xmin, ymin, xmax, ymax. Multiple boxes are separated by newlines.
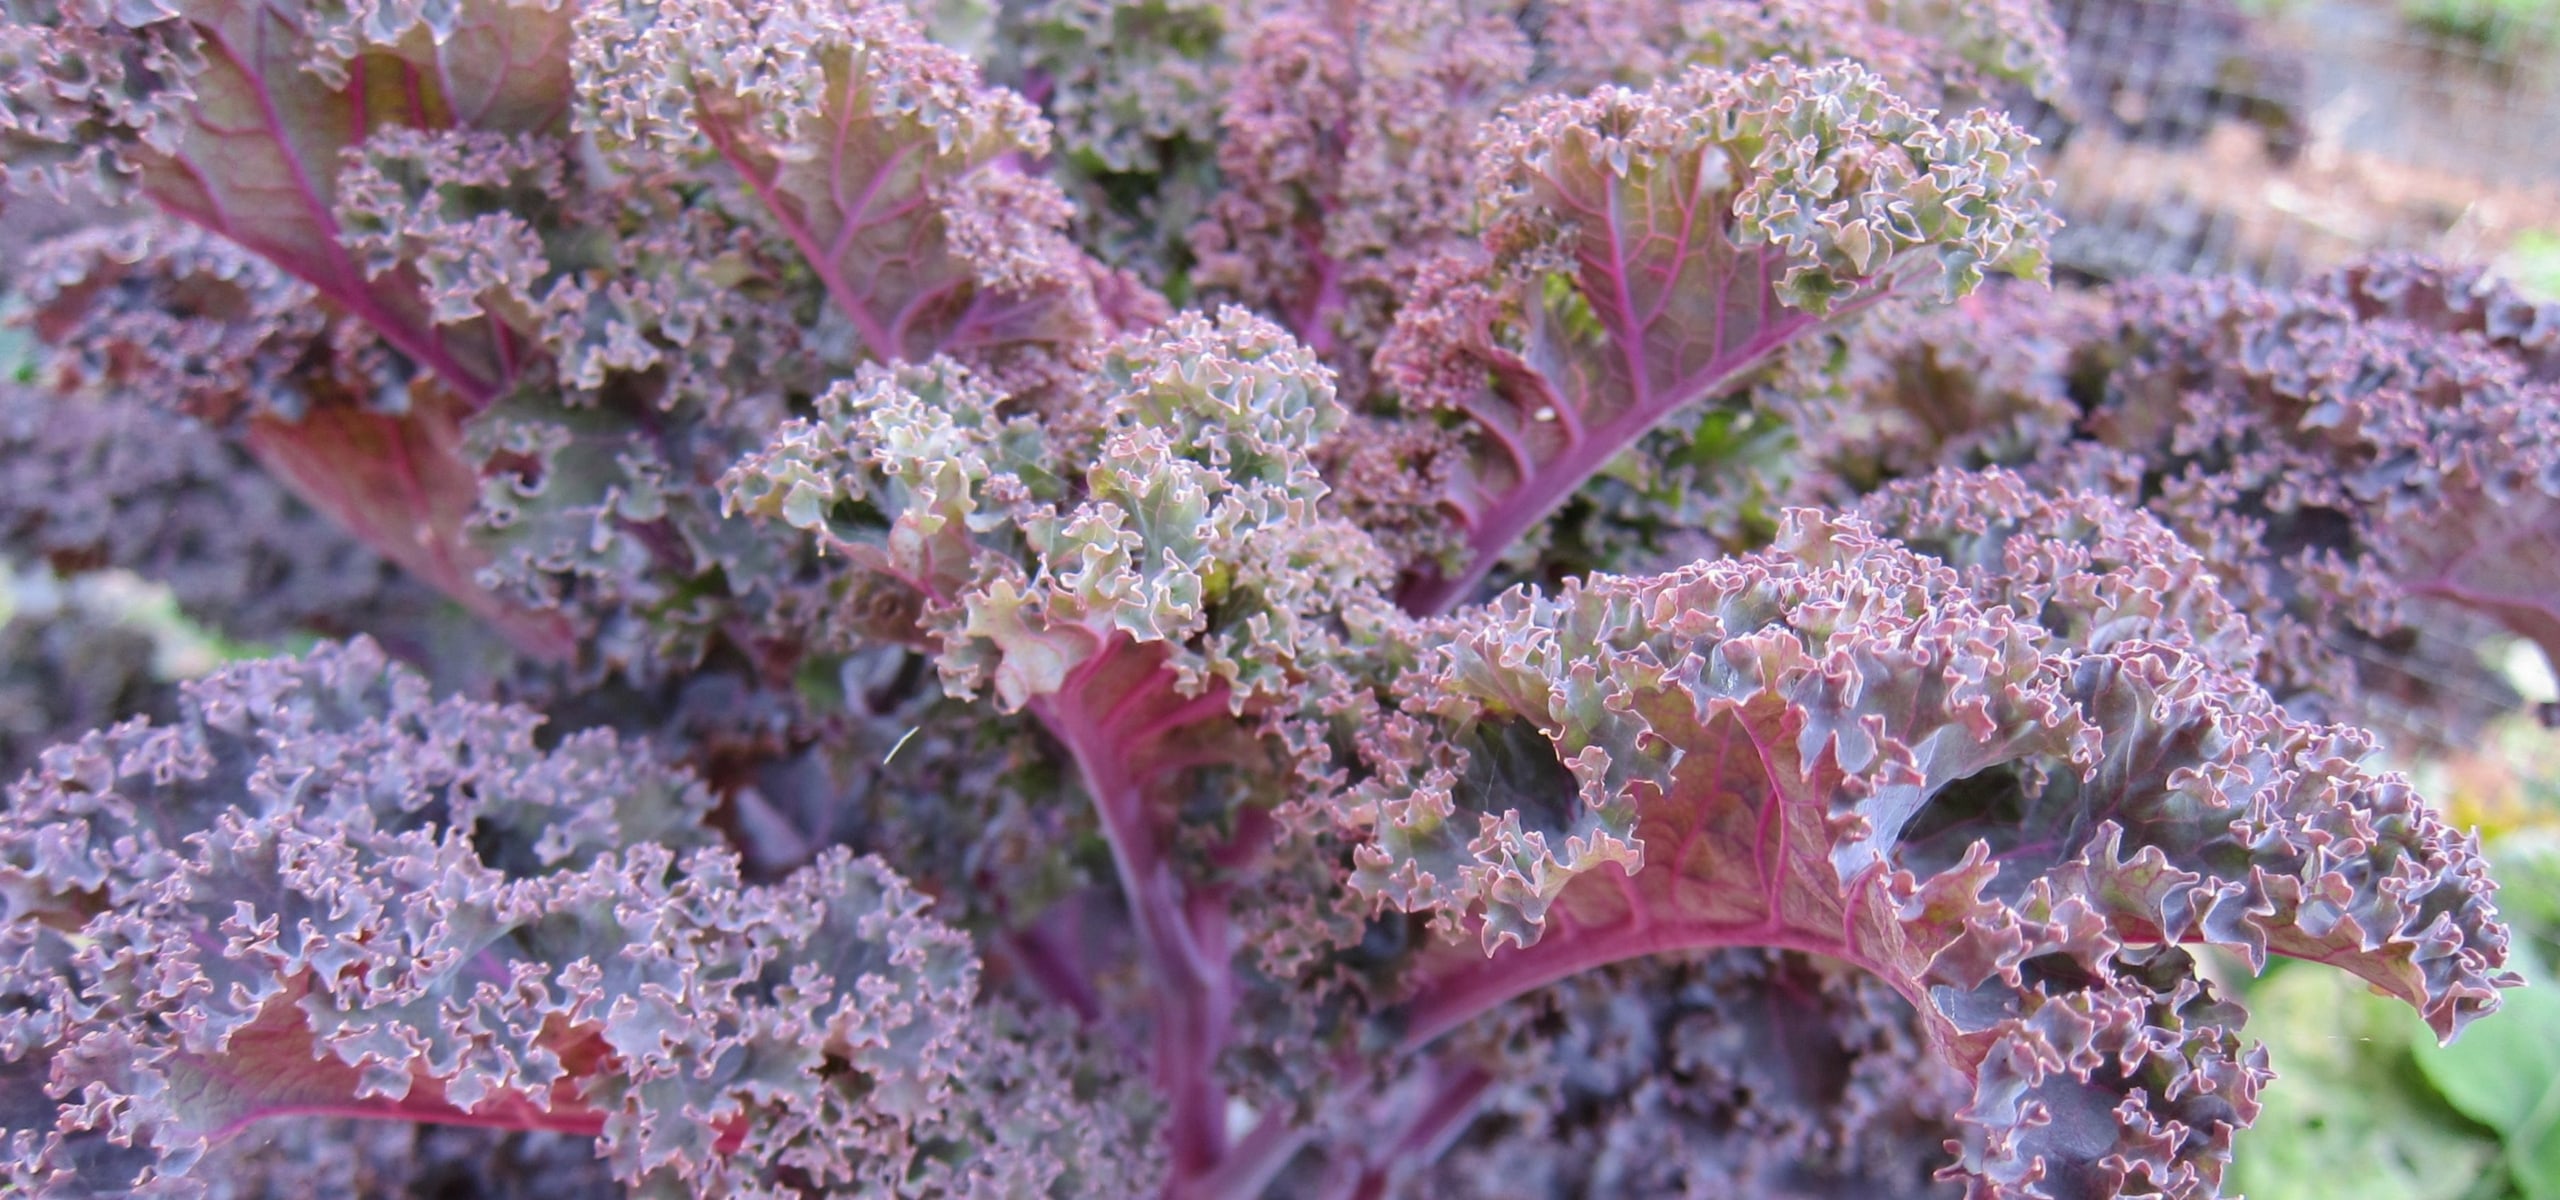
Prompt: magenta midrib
<box><xmin>178</xmin><ymin>20</ymin><xmax>502</xmax><ymax>406</ymax></box>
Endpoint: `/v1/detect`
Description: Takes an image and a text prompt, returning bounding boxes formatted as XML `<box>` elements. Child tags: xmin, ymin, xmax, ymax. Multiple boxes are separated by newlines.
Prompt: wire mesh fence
<box><xmin>2023</xmin><ymin>0</ymin><xmax>2560</xmax><ymax>288</ymax></box>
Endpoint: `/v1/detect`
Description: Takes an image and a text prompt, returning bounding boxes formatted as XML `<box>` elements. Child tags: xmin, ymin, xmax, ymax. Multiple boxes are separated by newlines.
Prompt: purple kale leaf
<box><xmin>1377</xmin><ymin>59</ymin><xmax>2054</xmax><ymax>613</ymax></box>
<box><xmin>1787</xmin><ymin>258</ymin><xmax>2560</xmax><ymax>750</ymax></box>
<box><xmin>1339</xmin><ymin>512</ymin><xmax>2510</xmax><ymax>1195</ymax></box>
<box><xmin>0</xmin><ymin>639</ymin><xmax>1155</xmax><ymax>1196</ymax></box>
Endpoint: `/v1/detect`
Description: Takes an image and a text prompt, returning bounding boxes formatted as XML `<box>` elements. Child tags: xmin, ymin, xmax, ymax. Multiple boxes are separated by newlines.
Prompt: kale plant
<box><xmin>0</xmin><ymin>0</ymin><xmax>2532</xmax><ymax>1196</ymax></box>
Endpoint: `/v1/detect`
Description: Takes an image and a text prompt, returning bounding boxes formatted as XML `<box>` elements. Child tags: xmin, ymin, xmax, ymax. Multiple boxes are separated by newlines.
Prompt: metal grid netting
<box><xmin>2020</xmin><ymin>0</ymin><xmax>2560</xmax><ymax>285</ymax></box>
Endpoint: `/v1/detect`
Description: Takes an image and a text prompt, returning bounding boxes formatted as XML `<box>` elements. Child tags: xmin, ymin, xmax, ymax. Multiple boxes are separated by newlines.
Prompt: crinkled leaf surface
<box><xmin>1345</xmin><ymin>512</ymin><xmax>2511</xmax><ymax>1196</ymax></box>
<box><xmin>1380</xmin><ymin>59</ymin><xmax>2052</xmax><ymax>612</ymax></box>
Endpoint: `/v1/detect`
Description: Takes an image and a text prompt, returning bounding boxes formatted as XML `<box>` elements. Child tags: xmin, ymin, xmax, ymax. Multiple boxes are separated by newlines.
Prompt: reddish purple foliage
<box><xmin>1784</xmin><ymin>260</ymin><xmax>2560</xmax><ymax>752</ymax></box>
<box><xmin>0</xmin><ymin>1</ymin><xmax>2523</xmax><ymax>1197</ymax></box>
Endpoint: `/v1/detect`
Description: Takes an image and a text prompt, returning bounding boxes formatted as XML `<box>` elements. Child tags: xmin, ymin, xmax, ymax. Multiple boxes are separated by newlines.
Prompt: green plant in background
<box><xmin>2502</xmin><ymin>230</ymin><xmax>2560</xmax><ymax>302</ymax></box>
<box><xmin>2400</xmin><ymin>0</ymin><xmax>2558</xmax><ymax>55</ymax></box>
<box><xmin>2229</xmin><ymin>964</ymin><xmax>2506</xmax><ymax>1200</ymax></box>
<box><xmin>2419</xmin><ymin>942</ymin><xmax>2560</xmax><ymax>1200</ymax></box>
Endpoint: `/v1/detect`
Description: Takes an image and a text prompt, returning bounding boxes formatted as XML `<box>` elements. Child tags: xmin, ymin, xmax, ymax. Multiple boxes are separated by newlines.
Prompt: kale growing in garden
<box><xmin>0</xmin><ymin>0</ymin><xmax>2536</xmax><ymax>1196</ymax></box>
